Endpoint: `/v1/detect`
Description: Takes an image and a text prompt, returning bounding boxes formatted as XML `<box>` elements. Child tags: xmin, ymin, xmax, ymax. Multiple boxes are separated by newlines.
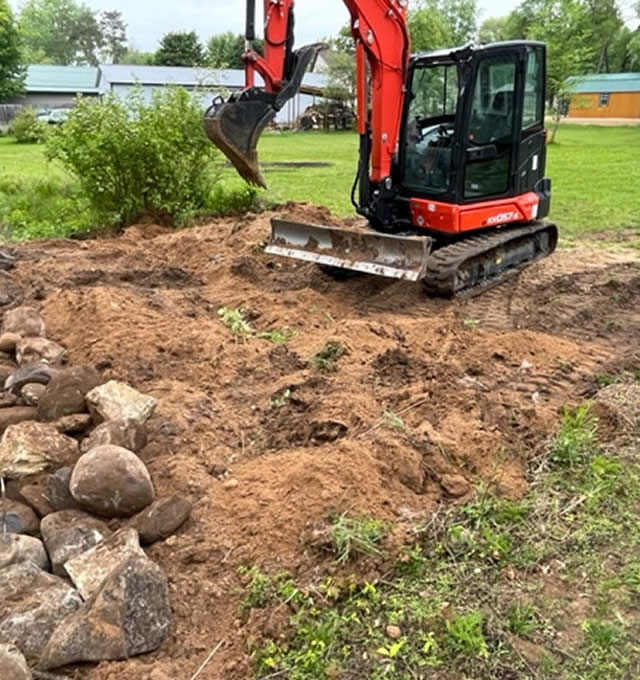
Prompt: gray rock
<box><xmin>81</xmin><ymin>418</ymin><xmax>148</xmax><ymax>454</ymax></box>
<box><xmin>132</xmin><ymin>495</ymin><xmax>192</xmax><ymax>545</ymax></box>
<box><xmin>86</xmin><ymin>380</ymin><xmax>157</xmax><ymax>426</ymax></box>
<box><xmin>0</xmin><ymin>332</ymin><xmax>20</xmax><ymax>353</ymax></box>
<box><xmin>70</xmin><ymin>445</ymin><xmax>155</xmax><ymax>518</ymax></box>
<box><xmin>40</xmin><ymin>554</ymin><xmax>171</xmax><ymax>669</ymax></box>
<box><xmin>16</xmin><ymin>337</ymin><xmax>65</xmax><ymax>367</ymax></box>
<box><xmin>0</xmin><ymin>407</ymin><xmax>39</xmax><ymax>439</ymax></box>
<box><xmin>0</xmin><ymin>561</ymin><xmax>82</xmax><ymax>661</ymax></box>
<box><xmin>0</xmin><ymin>499</ymin><xmax>39</xmax><ymax>535</ymax></box>
<box><xmin>37</xmin><ymin>365</ymin><xmax>103</xmax><ymax>422</ymax></box>
<box><xmin>65</xmin><ymin>528</ymin><xmax>145</xmax><ymax>599</ymax></box>
<box><xmin>5</xmin><ymin>363</ymin><xmax>57</xmax><ymax>395</ymax></box>
<box><xmin>46</xmin><ymin>467</ymin><xmax>82</xmax><ymax>512</ymax></box>
<box><xmin>2</xmin><ymin>307</ymin><xmax>46</xmax><ymax>338</ymax></box>
<box><xmin>0</xmin><ymin>643</ymin><xmax>32</xmax><ymax>680</ymax></box>
<box><xmin>0</xmin><ymin>533</ymin><xmax>49</xmax><ymax>571</ymax></box>
<box><xmin>0</xmin><ymin>422</ymin><xmax>78</xmax><ymax>478</ymax></box>
<box><xmin>18</xmin><ymin>484</ymin><xmax>54</xmax><ymax>518</ymax></box>
<box><xmin>21</xmin><ymin>383</ymin><xmax>46</xmax><ymax>407</ymax></box>
<box><xmin>40</xmin><ymin>510</ymin><xmax>112</xmax><ymax>576</ymax></box>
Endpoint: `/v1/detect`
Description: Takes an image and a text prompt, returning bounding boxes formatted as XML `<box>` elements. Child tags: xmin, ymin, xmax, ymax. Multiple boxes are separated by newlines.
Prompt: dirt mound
<box><xmin>6</xmin><ymin>208</ymin><xmax>639</xmax><ymax>679</ymax></box>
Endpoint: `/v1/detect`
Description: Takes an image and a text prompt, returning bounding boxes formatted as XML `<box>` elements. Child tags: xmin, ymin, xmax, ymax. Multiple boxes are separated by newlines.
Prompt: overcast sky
<box><xmin>11</xmin><ymin>0</ymin><xmax>524</xmax><ymax>52</ymax></box>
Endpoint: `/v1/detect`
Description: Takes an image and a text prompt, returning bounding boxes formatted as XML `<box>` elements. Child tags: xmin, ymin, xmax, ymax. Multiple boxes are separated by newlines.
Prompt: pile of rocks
<box><xmin>0</xmin><ymin>307</ymin><xmax>192</xmax><ymax>676</ymax></box>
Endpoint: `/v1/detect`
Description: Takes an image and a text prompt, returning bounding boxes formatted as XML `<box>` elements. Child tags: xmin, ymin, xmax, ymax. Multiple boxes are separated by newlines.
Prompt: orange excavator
<box><xmin>204</xmin><ymin>0</ymin><xmax>557</xmax><ymax>296</ymax></box>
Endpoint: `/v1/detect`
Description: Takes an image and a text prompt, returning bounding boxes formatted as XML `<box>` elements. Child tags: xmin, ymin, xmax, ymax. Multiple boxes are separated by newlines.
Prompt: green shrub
<box><xmin>205</xmin><ymin>183</ymin><xmax>260</xmax><ymax>216</ymax></box>
<box><xmin>0</xmin><ymin>175</ymin><xmax>94</xmax><ymax>240</ymax></box>
<box><xmin>47</xmin><ymin>87</ymin><xmax>222</xmax><ymax>227</ymax></box>
<box><xmin>10</xmin><ymin>108</ymin><xmax>48</xmax><ymax>144</ymax></box>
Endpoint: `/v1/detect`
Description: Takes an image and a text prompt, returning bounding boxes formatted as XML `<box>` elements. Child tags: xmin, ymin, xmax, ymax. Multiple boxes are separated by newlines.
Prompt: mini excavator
<box><xmin>203</xmin><ymin>0</ymin><xmax>558</xmax><ymax>296</ymax></box>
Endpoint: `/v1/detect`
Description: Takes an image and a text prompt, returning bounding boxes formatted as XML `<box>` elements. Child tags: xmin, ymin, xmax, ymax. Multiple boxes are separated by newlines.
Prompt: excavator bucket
<box><xmin>267</xmin><ymin>219</ymin><xmax>433</xmax><ymax>281</ymax></box>
<box><xmin>203</xmin><ymin>93</ymin><xmax>277</xmax><ymax>189</ymax></box>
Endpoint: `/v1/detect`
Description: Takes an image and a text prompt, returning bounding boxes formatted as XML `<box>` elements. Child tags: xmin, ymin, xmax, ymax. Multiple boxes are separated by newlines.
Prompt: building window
<box><xmin>599</xmin><ymin>93</ymin><xmax>609</xmax><ymax>107</ymax></box>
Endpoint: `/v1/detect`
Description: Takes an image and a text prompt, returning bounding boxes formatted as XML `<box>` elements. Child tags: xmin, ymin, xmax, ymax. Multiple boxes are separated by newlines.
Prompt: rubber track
<box><xmin>423</xmin><ymin>221</ymin><xmax>558</xmax><ymax>298</ymax></box>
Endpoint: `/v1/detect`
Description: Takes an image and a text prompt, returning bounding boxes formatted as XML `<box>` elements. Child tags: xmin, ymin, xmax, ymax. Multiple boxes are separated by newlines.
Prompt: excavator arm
<box><xmin>203</xmin><ymin>0</ymin><xmax>409</xmax><ymax>189</ymax></box>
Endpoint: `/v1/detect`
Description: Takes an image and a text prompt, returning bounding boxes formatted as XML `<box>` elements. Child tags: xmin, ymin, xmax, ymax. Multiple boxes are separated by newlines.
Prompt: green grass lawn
<box><xmin>2</xmin><ymin>124</ymin><xmax>639</xmax><ymax>241</ymax></box>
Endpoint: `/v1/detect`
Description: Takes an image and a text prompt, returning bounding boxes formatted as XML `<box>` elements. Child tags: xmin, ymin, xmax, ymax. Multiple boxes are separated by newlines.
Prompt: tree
<box><xmin>478</xmin><ymin>16</ymin><xmax>511</xmax><ymax>43</ymax></box>
<box><xmin>18</xmin><ymin>0</ymin><xmax>103</xmax><ymax>65</ymax></box>
<box><xmin>527</xmin><ymin>0</ymin><xmax>594</xmax><ymax>142</ymax></box>
<box><xmin>120</xmin><ymin>47</ymin><xmax>155</xmax><ymax>65</ymax></box>
<box><xmin>0</xmin><ymin>0</ymin><xmax>25</xmax><ymax>101</ymax></box>
<box><xmin>408</xmin><ymin>3</ymin><xmax>453</xmax><ymax>51</ymax></box>
<box><xmin>99</xmin><ymin>10</ymin><xmax>127</xmax><ymax>64</ymax></box>
<box><xmin>207</xmin><ymin>32</ymin><xmax>264</xmax><ymax>69</ymax></box>
<box><xmin>154</xmin><ymin>31</ymin><xmax>205</xmax><ymax>67</ymax></box>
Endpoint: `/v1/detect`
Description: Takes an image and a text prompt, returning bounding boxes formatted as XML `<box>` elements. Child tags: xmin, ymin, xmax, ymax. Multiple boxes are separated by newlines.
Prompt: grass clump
<box><xmin>218</xmin><ymin>307</ymin><xmax>296</xmax><ymax>343</ymax></box>
<box><xmin>445</xmin><ymin>611</ymin><xmax>489</xmax><ymax>659</ymax></box>
<box><xmin>328</xmin><ymin>512</ymin><xmax>386</xmax><ymax>565</ymax></box>
<box><xmin>311</xmin><ymin>342</ymin><xmax>345</xmax><ymax>371</ymax></box>
<box><xmin>549</xmin><ymin>403</ymin><xmax>598</xmax><ymax>467</ymax></box>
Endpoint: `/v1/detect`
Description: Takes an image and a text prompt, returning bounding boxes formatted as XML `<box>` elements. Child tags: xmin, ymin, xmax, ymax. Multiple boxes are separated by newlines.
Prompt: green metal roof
<box><xmin>25</xmin><ymin>65</ymin><xmax>99</xmax><ymax>94</ymax></box>
<box><xmin>568</xmin><ymin>73</ymin><xmax>640</xmax><ymax>94</ymax></box>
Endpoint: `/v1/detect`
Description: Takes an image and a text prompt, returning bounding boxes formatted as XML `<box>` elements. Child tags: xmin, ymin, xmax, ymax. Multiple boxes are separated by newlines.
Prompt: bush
<box><xmin>10</xmin><ymin>108</ymin><xmax>48</xmax><ymax>144</ymax></box>
<box><xmin>47</xmin><ymin>87</ymin><xmax>222</xmax><ymax>227</ymax></box>
<box><xmin>0</xmin><ymin>175</ymin><xmax>94</xmax><ymax>240</ymax></box>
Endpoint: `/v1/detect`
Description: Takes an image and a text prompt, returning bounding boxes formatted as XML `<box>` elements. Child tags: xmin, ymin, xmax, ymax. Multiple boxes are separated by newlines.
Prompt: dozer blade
<box><xmin>203</xmin><ymin>93</ymin><xmax>277</xmax><ymax>189</ymax></box>
<box><xmin>267</xmin><ymin>219</ymin><xmax>433</xmax><ymax>281</ymax></box>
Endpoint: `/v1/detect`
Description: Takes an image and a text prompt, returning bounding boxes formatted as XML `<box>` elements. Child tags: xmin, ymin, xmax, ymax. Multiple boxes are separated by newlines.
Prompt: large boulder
<box><xmin>15</xmin><ymin>337</ymin><xmax>65</xmax><ymax>367</ymax></box>
<box><xmin>70</xmin><ymin>445</ymin><xmax>155</xmax><ymax>518</ymax></box>
<box><xmin>86</xmin><ymin>381</ymin><xmax>157</xmax><ymax>426</ymax></box>
<box><xmin>40</xmin><ymin>554</ymin><xmax>171</xmax><ymax>669</ymax></box>
<box><xmin>0</xmin><ymin>421</ymin><xmax>78</xmax><ymax>478</ymax></box>
<box><xmin>37</xmin><ymin>365</ymin><xmax>102</xmax><ymax>422</ymax></box>
<box><xmin>40</xmin><ymin>510</ymin><xmax>112</xmax><ymax>576</ymax></box>
<box><xmin>131</xmin><ymin>495</ymin><xmax>192</xmax><ymax>545</ymax></box>
<box><xmin>0</xmin><ymin>534</ymin><xmax>49</xmax><ymax>571</ymax></box>
<box><xmin>81</xmin><ymin>418</ymin><xmax>148</xmax><ymax>454</ymax></box>
<box><xmin>2</xmin><ymin>307</ymin><xmax>45</xmax><ymax>338</ymax></box>
<box><xmin>46</xmin><ymin>467</ymin><xmax>82</xmax><ymax>512</ymax></box>
<box><xmin>0</xmin><ymin>561</ymin><xmax>82</xmax><ymax>661</ymax></box>
<box><xmin>0</xmin><ymin>644</ymin><xmax>32</xmax><ymax>680</ymax></box>
<box><xmin>65</xmin><ymin>528</ymin><xmax>146</xmax><ymax>600</ymax></box>
<box><xmin>0</xmin><ymin>499</ymin><xmax>39</xmax><ymax>535</ymax></box>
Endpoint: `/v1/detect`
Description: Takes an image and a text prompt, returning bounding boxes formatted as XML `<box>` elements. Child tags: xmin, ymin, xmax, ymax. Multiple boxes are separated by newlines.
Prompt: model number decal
<box><xmin>487</xmin><ymin>211</ymin><xmax>519</xmax><ymax>225</ymax></box>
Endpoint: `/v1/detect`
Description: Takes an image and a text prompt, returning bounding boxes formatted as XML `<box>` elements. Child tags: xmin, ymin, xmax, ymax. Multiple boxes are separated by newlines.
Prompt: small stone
<box><xmin>0</xmin><ymin>643</ymin><xmax>32</xmax><ymax>680</ymax></box>
<box><xmin>0</xmin><ymin>407</ymin><xmax>38</xmax><ymax>437</ymax></box>
<box><xmin>40</xmin><ymin>510</ymin><xmax>113</xmax><ymax>576</ymax></box>
<box><xmin>40</xmin><ymin>554</ymin><xmax>171</xmax><ymax>669</ymax></box>
<box><xmin>86</xmin><ymin>380</ymin><xmax>157</xmax><ymax>426</ymax></box>
<box><xmin>0</xmin><ymin>332</ymin><xmax>20</xmax><ymax>353</ymax></box>
<box><xmin>18</xmin><ymin>484</ymin><xmax>54</xmax><ymax>518</ymax></box>
<box><xmin>20</xmin><ymin>383</ymin><xmax>46</xmax><ymax>406</ymax></box>
<box><xmin>0</xmin><ymin>533</ymin><xmax>49</xmax><ymax>571</ymax></box>
<box><xmin>81</xmin><ymin>418</ymin><xmax>148</xmax><ymax>453</ymax></box>
<box><xmin>16</xmin><ymin>337</ymin><xmax>65</xmax><ymax>367</ymax></box>
<box><xmin>439</xmin><ymin>473</ymin><xmax>471</xmax><ymax>498</ymax></box>
<box><xmin>222</xmin><ymin>479</ymin><xmax>239</xmax><ymax>490</ymax></box>
<box><xmin>386</xmin><ymin>625</ymin><xmax>402</xmax><ymax>640</ymax></box>
<box><xmin>64</xmin><ymin>528</ymin><xmax>146</xmax><ymax>599</ymax></box>
<box><xmin>0</xmin><ymin>561</ymin><xmax>82</xmax><ymax>661</ymax></box>
<box><xmin>70</xmin><ymin>445</ymin><xmax>155</xmax><ymax>518</ymax></box>
<box><xmin>0</xmin><ymin>499</ymin><xmax>39</xmax><ymax>535</ymax></box>
<box><xmin>55</xmin><ymin>413</ymin><xmax>93</xmax><ymax>434</ymax></box>
<box><xmin>2</xmin><ymin>306</ymin><xmax>46</xmax><ymax>338</ymax></box>
<box><xmin>37</xmin><ymin>365</ymin><xmax>102</xmax><ymax>422</ymax></box>
<box><xmin>4</xmin><ymin>363</ymin><xmax>57</xmax><ymax>395</ymax></box>
<box><xmin>0</xmin><ymin>421</ymin><xmax>78</xmax><ymax>478</ymax></box>
<box><xmin>131</xmin><ymin>495</ymin><xmax>192</xmax><ymax>545</ymax></box>
<box><xmin>47</xmin><ymin>467</ymin><xmax>82</xmax><ymax>512</ymax></box>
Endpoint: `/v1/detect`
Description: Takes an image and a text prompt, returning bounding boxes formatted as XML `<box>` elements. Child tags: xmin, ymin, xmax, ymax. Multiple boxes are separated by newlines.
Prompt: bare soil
<box><xmin>7</xmin><ymin>204</ymin><xmax>640</xmax><ymax>679</ymax></box>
